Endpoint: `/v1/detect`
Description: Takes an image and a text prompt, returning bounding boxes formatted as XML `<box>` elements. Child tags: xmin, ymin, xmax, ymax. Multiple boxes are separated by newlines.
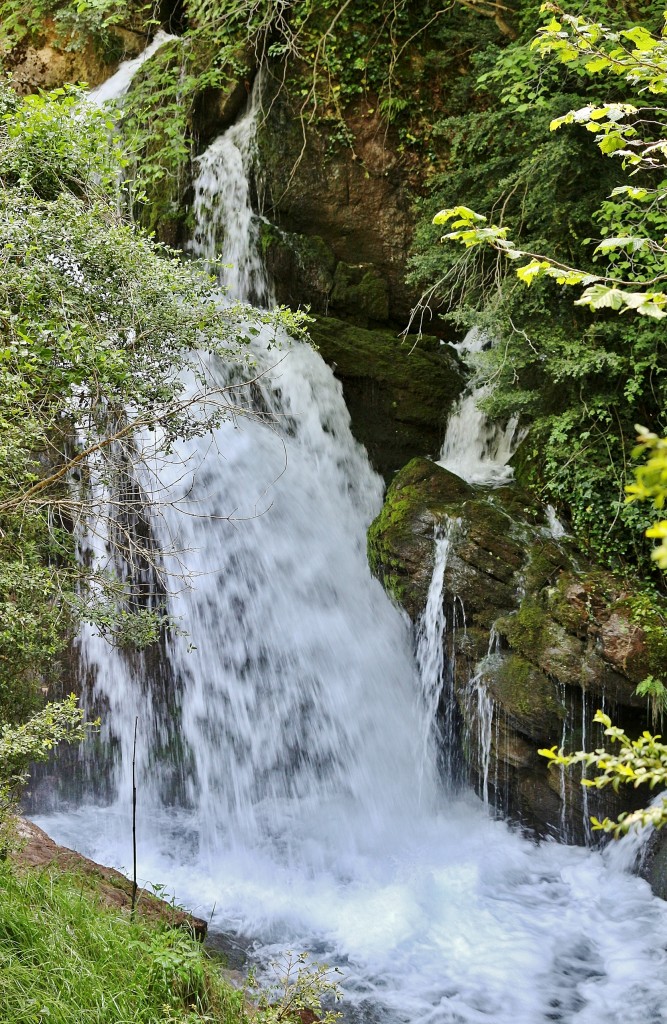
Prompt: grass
<box><xmin>0</xmin><ymin>859</ymin><xmax>246</xmax><ymax>1024</ymax></box>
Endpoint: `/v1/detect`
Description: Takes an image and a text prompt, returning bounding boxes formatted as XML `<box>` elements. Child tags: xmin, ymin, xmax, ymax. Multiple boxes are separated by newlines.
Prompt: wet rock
<box><xmin>367</xmin><ymin>457</ymin><xmax>658</xmax><ymax>843</ymax></box>
<box><xmin>309</xmin><ymin>322</ymin><xmax>463</xmax><ymax>481</ymax></box>
<box><xmin>598</xmin><ymin>610</ymin><xmax>649</xmax><ymax>682</ymax></box>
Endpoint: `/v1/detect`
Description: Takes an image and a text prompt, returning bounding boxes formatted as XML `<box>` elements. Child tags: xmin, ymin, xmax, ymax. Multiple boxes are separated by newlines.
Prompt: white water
<box><xmin>189</xmin><ymin>74</ymin><xmax>271</xmax><ymax>306</ymax></box>
<box><xmin>438</xmin><ymin>329</ymin><xmax>523</xmax><ymax>486</ymax></box>
<box><xmin>415</xmin><ymin>524</ymin><xmax>459</xmax><ymax>786</ymax></box>
<box><xmin>465</xmin><ymin>631</ymin><xmax>498</xmax><ymax>808</ymax></box>
<box><xmin>32</xmin><ymin>54</ymin><xmax>667</xmax><ymax>1024</ymax></box>
<box><xmin>88</xmin><ymin>31</ymin><xmax>177</xmax><ymax>105</ymax></box>
<box><xmin>546</xmin><ymin>504</ymin><xmax>568</xmax><ymax>540</ymax></box>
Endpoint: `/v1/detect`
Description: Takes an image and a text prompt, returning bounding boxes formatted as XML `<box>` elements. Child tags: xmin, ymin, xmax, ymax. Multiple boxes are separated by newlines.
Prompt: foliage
<box><xmin>249</xmin><ymin>951</ymin><xmax>342</xmax><ymax>1024</ymax></box>
<box><xmin>0</xmin><ymin>0</ymin><xmax>150</xmax><ymax>59</ymax></box>
<box><xmin>635</xmin><ymin>675</ymin><xmax>667</xmax><ymax>729</ymax></box>
<box><xmin>0</xmin><ymin>79</ymin><xmax>304</xmax><ymax>722</ymax></box>
<box><xmin>0</xmin><ymin>857</ymin><xmax>343</xmax><ymax>1024</ymax></box>
<box><xmin>0</xmin><ymin>859</ymin><xmax>247</xmax><ymax>1023</ymax></box>
<box><xmin>627</xmin><ymin>427</ymin><xmax>667</xmax><ymax>568</ymax></box>
<box><xmin>410</xmin><ymin>1</ymin><xmax>667</xmax><ymax>577</ymax></box>
<box><xmin>0</xmin><ymin>0</ymin><xmax>525</xmax><ymax>224</ymax></box>
<box><xmin>0</xmin><ymin>695</ymin><xmax>90</xmax><ymax>845</ymax></box>
<box><xmin>540</xmin><ymin>709</ymin><xmax>667</xmax><ymax>835</ymax></box>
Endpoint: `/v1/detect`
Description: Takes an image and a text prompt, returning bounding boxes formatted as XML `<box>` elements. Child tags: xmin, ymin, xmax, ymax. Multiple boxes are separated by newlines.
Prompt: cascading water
<box><xmin>465</xmin><ymin>630</ymin><xmax>499</xmax><ymax>808</ymax></box>
<box><xmin>32</xmin><ymin>52</ymin><xmax>667</xmax><ymax>1024</ymax></box>
<box><xmin>88</xmin><ymin>31</ymin><xmax>177</xmax><ymax>105</ymax></box>
<box><xmin>438</xmin><ymin>328</ymin><xmax>523</xmax><ymax>486</ymax></box>
<box><xmin>189</xmin><ymin>74</ymin><xmax>271</xmax><ymax>306</ymax></box>
<box><xmin>415</xmin><ymin>523</ymin><xmax>463</xmax><ymax>787</ymax></box>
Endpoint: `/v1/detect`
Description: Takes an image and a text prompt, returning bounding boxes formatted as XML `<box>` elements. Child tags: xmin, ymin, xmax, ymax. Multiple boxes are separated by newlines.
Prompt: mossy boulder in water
<box><xmin>368</xmin><ymin>457</ymin><xmax>656</xmax><ymax>842</ymax></box>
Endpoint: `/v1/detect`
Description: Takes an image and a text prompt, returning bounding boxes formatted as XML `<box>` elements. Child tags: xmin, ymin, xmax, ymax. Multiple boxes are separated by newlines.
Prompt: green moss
<box><xmin>330</xmin><ymin>262</ymin><xmax>389</xmax><ymax>322</ymax></box>
<box><xmin>491</xmin><ymin>653</ymin><xmax>566</xmax><ymax>734</ymax></box>
<box><xmin>369</xmin><ymin>458</ymin><xmax>469</xmax><ymax>552</ymax></box>
<box><xmin>497</xmin><ymin>597</ymin><xmax>553</xmax><ymax>661</ymax></box>
<box><xmin>625</xmin><ymin>591</ymin><xmax>667</xmax><ymax>679</ymax></box>
<box><xmin>261</xmin><ymin>224</ymin><xmax>336</xmax><ymax>274</ymax></box>
<box><xmin>309</xmin><ymin>315</ymin><xmax>463</xmax><ymax>429</ymax></box>
<box><xmin>543</xmin><ymin>571</ymin><xmax>592</xmax><ymax>635</ymax></box>
<box><xmin>367</xmin><ymin>457</ymin><xmax>471</xmax><ymax>610</ymax></box>
<box><xmin>523</xmin><ymin>539</ymin><xmax>569</xmax><ymax>592</ymax></box>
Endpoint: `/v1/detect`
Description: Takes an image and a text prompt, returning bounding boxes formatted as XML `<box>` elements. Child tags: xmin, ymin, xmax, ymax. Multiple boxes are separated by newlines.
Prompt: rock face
<box><xmin>256</xmin><ymin>86</ymin><xmax>423</xmax><ymax>326</ymax></box>
<box><xmin>5</xmin><ymin>23</ymin><xmax>144</xmax><ymax>94</ymax></box>
<box><xmin>309</xmin><ymin>317</ymin><xmax>463</xmax><ymax>479</ymax></box>
<box><xmin>368</xmin><ymin>457</ymin><xmax>655</xmax><ymax>842</ymax></box>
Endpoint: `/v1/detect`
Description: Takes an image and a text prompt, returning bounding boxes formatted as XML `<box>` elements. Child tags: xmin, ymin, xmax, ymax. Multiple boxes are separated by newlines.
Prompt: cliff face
<box><xmin>256</xmin><ymin>89</ymin><xmax>421</xmax><ymax>326</ymax></box>
<box><xmin>3</xmin><ymin>21</ymin><xmax>145</xmax><ymax>93</ymax></box>
<box><xmin>368</xmin><ymin>457</ymin><xmax>654</xmax><ymax>842</ymax></box>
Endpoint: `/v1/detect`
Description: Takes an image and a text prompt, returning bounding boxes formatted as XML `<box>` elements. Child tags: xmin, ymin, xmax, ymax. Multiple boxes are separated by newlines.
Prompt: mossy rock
<box><xmin>523</xmin><ymin>537</ymin><xmax>572</xmax><ymax>592</ymax></box>
<box><xmin>330</xmin><ymin>262</ymin><xmax>390</xmax><ymax>323</ymax></box>
<box><xmin>368</xmin><ymin>453</ymin><xmax>659</xmax><ymax>844</ymax></box>
<box><xmin>487</xmin><ymin>653</ymin><xmax>566</xmax><ymax>742</ymax></box>
<box><xmin>368</xmin><ymin>458</ymin><xmax>537</xmax><ymax>625</ymax></box>
<box><xmin>497</xmin><ymin>597</ymin><xmax>594</xmax><ymax>688</ymax></box>
<box><xmin>255</xmin><ymin>84</ymin><xmax>423</xmax><ymax>322</ymax></box>
<box><xmin>309</xmin><ymin>316</ymin><xmax>463</xmax><ymax>479</ymax></box>
<box><xmin>367</xmin><ymin>457</ymin><xmax>470</xmax><ymax>612</ymax></box>
<box><xmin>260</xmin><ymin>224</ymin><xmax>337</xmax><ymax>312</ymax></box>
<box><xmin>496</xmin><ymin>598</ymin><xmax>554</xmax><ymax>662</ymax></box>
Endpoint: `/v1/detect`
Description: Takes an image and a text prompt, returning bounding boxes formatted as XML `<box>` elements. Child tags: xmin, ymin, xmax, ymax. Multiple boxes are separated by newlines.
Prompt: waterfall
<box><xmin>415</xmin><ymin>523</ymin><xmax>463</xmax><ymax>787</ymax></box>
<box><xmin>465</xmin><ymin>630</ymin><xmax>498</xmax><ymax>808</ymax></box>
<box><xmin>438</xmin><ymin>328</ymin><xmax>523</xmax><ymax>486</ymax></box>
<box><xmin>88</xmin><ymin>31</ymin><xmax>177</xmax><ymax>105</ymax></box>
<box><xmin>189</xmin><ymin>73</ymin><xmax>271</xmax><ymax>305</ymax></box>
<box><xmin>31</xmin><ymin>49</ymin><xmax>667</xmax><ymax>1024</ymax></box>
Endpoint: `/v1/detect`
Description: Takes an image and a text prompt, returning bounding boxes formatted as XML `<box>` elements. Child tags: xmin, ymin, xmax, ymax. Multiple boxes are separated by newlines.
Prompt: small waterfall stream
<box><xmin>415</xmin><ymin>523</ymin><xmax>464</xmax><ymax>787</ymax></box>
<box><xmin>438</xmin><ymin>328</ymin><xmax>523</xmax><ymax>486</ymax></box>
<box><xmin>32</xmin><ymin>51</ymin><xmax>667</xmax><ymax>1024</ymax></box>
<box><xmin>189</xmin><ymin>74</ymin><xmax>271</xmax><ymax>306</ymax></box>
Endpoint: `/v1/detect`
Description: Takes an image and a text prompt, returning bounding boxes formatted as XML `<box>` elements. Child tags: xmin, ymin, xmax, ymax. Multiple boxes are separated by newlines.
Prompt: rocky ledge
<box><xmin>368</xmin><ymin>457</ymin><xmax>660</xmax><ymax>843</ymax></box>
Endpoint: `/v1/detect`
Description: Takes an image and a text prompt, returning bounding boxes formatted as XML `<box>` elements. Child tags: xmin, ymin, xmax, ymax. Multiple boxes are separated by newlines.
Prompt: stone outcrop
<box><xmin>368</xmin><ymin>457</ymin><xmax>657</xmax><ymax>842</ymax></box>
<box><xmin>308</xmin><ymin>317</ymin><xmax>463</xmax><ymax>479</ymax></box>
<box><xmin>256</xmin><ymin>85</ymin><xmax>423</xmax><ymax>326</ymax></box>
<box><xmin>5</xmin><ymin>23</ymin><xmax>145</xmax><ymax>94</ymax></box>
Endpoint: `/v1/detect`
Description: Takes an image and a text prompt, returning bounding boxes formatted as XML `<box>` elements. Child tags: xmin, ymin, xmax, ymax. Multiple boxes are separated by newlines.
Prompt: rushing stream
<box><xmin>32</xmin><ymin>52</ymin><xmax>667</xmax><ymax>1024</ymax></box>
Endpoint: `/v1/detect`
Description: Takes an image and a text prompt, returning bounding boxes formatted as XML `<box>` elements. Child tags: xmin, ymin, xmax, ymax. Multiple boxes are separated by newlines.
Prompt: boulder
<box><xmin>368</xmin><ymin>457</ymin><xmax>659</xmax><ymax>842</ymax></box>
<box><xmin>309</xmin><ymin>319</ymin><xmax>463</xmax><ymax>481</ymax></box>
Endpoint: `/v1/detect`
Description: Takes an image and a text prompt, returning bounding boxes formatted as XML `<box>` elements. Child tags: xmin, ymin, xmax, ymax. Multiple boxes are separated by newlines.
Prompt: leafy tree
<box><xmin>540</xmin><ymin>710</ymin><xmax>667</xmax><ymax>835</ymax></box>
<box><xmin>0</xmin><ymin>79</ymin><xmax>303</xmax><ymax>725</ymax></box>
<box><xmin>431</xmin><ymin>5</ymin><xmax>667</xmax><ymax>834</ymax></box>
<box><xmin>0</xmin><ymin>695</ymin><xmax>91</xmax><ymax>846</ymax></box>
<box><xmin>422</xmin><ymin>4</ymin><xmax>663</xmax><ymax>573</ymax></box>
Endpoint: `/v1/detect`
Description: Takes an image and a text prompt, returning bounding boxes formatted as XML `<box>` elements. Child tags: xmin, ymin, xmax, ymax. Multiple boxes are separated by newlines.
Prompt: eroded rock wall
<box><xmin>368</xmin><ymin>457</ymin><xmax>655</xmax><ymax>842</ymax></box>
<box><xmin>255</xmin><ymin>83</ymin><xmax>423</xmax><ymax>327</ymax></box>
